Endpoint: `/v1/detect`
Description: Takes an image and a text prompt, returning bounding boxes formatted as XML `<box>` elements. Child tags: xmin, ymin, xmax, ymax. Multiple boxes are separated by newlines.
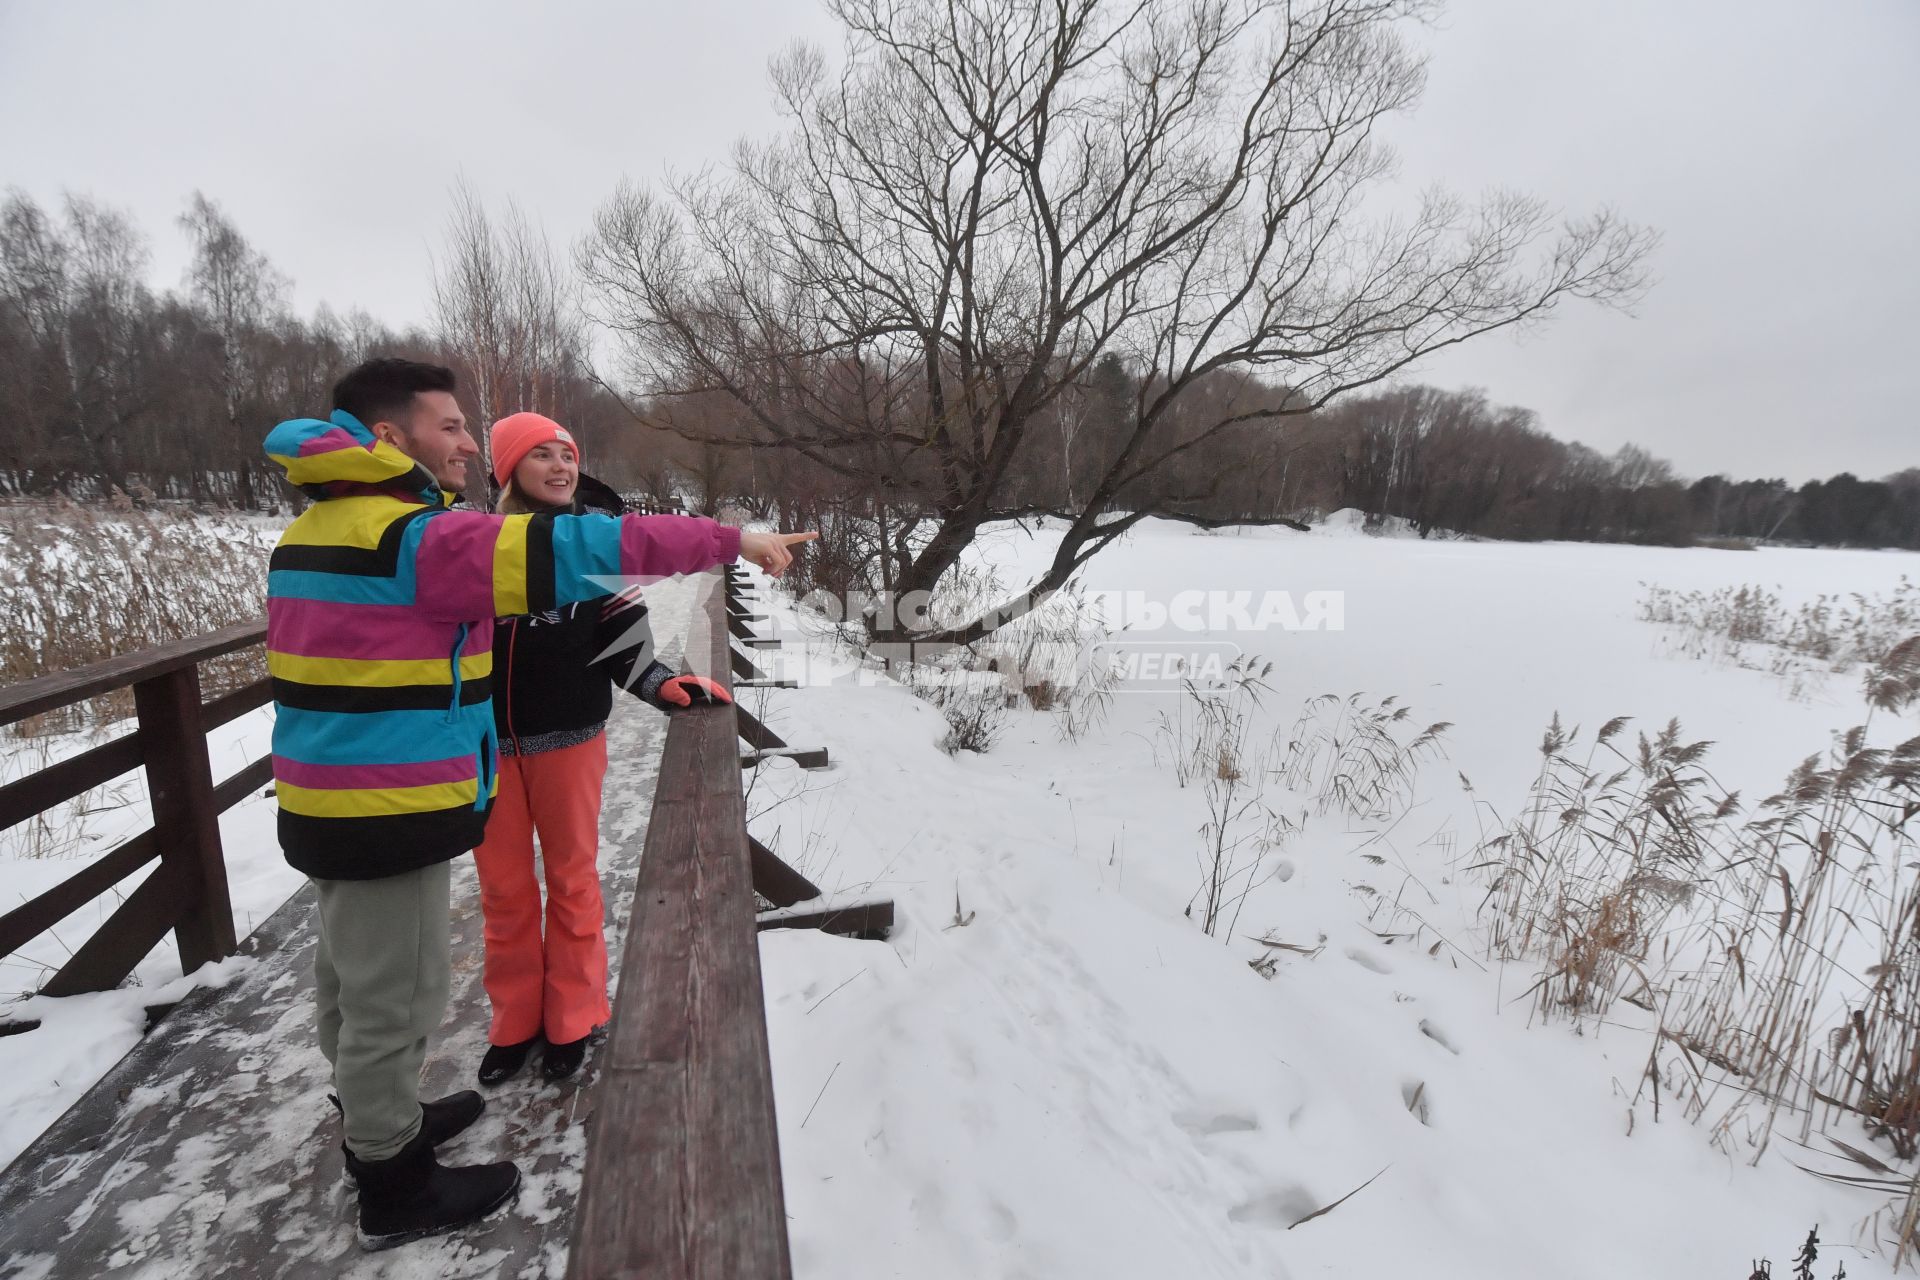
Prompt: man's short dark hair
<box><xmin>331</xmin><ymin>358</ymin><xmax>457</xmax><ymax>431</ymax></box>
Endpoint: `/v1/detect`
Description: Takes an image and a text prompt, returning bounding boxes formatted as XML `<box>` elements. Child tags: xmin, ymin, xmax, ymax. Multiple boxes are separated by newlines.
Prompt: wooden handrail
<box><xmin>568</xmin><ymin>569</ymin><xmax>793</xmax><ymax>1279</ymax></box>
<box><xmin>0</xmin><ymin>619</ymin><xmax>267</xmax><ymax>729</ymax></box>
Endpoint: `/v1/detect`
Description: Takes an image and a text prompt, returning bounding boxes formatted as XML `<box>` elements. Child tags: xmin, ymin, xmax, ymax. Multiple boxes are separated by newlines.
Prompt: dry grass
<box><xmin>1640</xmin><ymin>578</ymin><xmax>1920</xmax><ymax>700</ymax></box>
<box><xmin>1150</xmin><ymin>660</ymin><xmax>1293</xmax><ymax>938</ymax></box>
<box><xmin>1276</xmin><ymin>692</ymin><xmax>1450</xmax><ymax>821</ymax></box>
<box><xmin>0</xmin><ymin>500</ymin><xmax>272</xmax><ymax>737</ymax></box>
<box><xmin>1471</xmin><ymin>713</ymin><xmax>1736</xmax><ymax>1018</ymax></box>
<box><xmin>1471</xmin><ymin>634</ymin><xmax>1920</xmax><ymax>1265</ymax></box>
<box><xmin>0</xmin><ymin>501</ymin><xmax>274</xmax><ymax>864</ymax></box>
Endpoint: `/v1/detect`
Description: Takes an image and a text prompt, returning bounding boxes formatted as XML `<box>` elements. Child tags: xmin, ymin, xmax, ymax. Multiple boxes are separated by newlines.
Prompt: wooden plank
<box><xmin>726</xmin><ymin>614</ymin><xmax>761</xmax><ymax>640</ymax></box>
<box><xmin>756</xmin><ymin>900</ymin><xmax>895</xmax><ymax>940</ymax></box>
<box><xmin>41</xmin><ymin>861</ymin><xmax>190</xmax><ymax>997</ymax></box>
<box><xmin>570</xmin><ymin>569</ymin><xmax>792</xmax><ymax>1279</ymax></box>
<box><xmin>201</xmin><ymin>675</ymin><xmax>273</xmax><ymax>730</ymax></box>
<box><xmin>0</xmin><ymin>619</ymin><xmax>265</xmax><ymax>729</ymax></box>
<box><xmin>133</xmin><ymin>667</ymin><xmax>236</xmax><ymax>975</ymax></box>
<box><xmin>748</xmin><ymin>835</ymin><xmax>821</xmax><ymax>908</ymax></box>
<box><xmin>0</xmin><ymin>730</ymin><xmax>144</xmax><ymax>833</ymax></box>
<box><xmin>740</xmin><ymin>747</ymin><xmax>830</xmax><ymax>770</ymax></box>
<box><xmin>734</xmin><ymin>707</ymin><xmax>788</xmax><ymax>752</ymax></box>
<box><xmin>740</xmin><ymin>638</ymin><xmax>782</xmax><ymax>650</ymax></box>
<box><xmin>733</xmin><ymin>678</ymin><xmax>797</xmax><ymax>689</ymax></box>
<box><xmin>211</xmin><ymin>754</ymin><xmax>274</xmax><ymax>813</ymax></box>
<box><xmin>0</xmin><ymin>830</ymin><xmax>158</xmax><ymax>961</ymax></box>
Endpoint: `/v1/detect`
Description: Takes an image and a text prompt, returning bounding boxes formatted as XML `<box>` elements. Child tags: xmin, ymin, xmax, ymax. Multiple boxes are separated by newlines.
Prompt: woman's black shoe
<box><xmin>541</xmin><ymin>1036</ymin><xmax>589</xmax><ymax>1082</ymax></box>
<box><xmin>477</xmin><ymin>1038</ymin><xmax>539</xmax><ymax>1087</ymax></box>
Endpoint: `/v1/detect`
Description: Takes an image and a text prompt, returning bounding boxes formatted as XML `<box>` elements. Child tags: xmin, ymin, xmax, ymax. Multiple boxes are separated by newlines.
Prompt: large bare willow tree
<box><xmin>580</xmin><ymin>0</ymin><xmax>1655</xmax><ymax>644</ymax></box>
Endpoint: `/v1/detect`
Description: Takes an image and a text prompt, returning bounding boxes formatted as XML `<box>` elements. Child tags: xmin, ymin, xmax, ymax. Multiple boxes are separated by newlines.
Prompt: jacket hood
<box><xmin>264</xmin><ymin>410</ymin><xmax>444</xmax><ymax>503</ymax></box>
<box><xmin>575</xmin><ymin>473</ymin><xmax>627</xmax><ymax>516</ymax></box>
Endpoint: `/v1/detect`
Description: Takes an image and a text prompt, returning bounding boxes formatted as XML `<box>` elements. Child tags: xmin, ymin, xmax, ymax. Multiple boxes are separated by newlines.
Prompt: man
<box><xmin>264</xmin><ymin>358</ymin><xmax>811</xmax><ymax>1249</ymax></box>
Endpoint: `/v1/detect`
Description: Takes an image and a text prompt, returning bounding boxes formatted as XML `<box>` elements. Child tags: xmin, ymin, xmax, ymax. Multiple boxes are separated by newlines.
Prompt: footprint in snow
<box><xmin>1228</xmin><ymin>1183</ymin><xmax>1320</xmax><ymax>1229</ymax></box>
<box><xmin>1344</xmin><ymin>947</ymin><xmax>1391</xmax><ymax>974</ymax></box>
<box><xmin>1402</xmin><ymin>1079</ymin><xmax>1434</xmax><ymax>1127</ymax></box>
<box><xmin>1175</xmin><ymin>1110</ymin><xmax>1260</xmax><ymax>1138</ymax></box>
<box><xmin>1419</xmin><ymin>1018</ymin><xmax>1460</xmax><ymax>1055</ymax></box>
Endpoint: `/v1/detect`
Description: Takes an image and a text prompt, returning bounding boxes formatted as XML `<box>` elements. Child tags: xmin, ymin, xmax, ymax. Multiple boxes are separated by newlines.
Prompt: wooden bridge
<box><xmin>0</xmin><ymin>563</ymin><xmax>889</xmax><ymax>1277</ymax></box>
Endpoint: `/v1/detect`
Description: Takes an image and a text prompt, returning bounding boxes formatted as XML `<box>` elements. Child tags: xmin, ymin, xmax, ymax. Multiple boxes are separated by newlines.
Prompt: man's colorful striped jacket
<box><xmin>263</xmin><ymin>411</ymin><xmax>740</xmax><ymax>880</ymax></box>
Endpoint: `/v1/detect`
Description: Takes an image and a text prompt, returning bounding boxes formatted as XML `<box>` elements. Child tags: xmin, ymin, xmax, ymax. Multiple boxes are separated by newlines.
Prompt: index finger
<box><xmin>780</xmin><ymin>531</ymin><xmax>821</xmax><ymax>546</ymax></box>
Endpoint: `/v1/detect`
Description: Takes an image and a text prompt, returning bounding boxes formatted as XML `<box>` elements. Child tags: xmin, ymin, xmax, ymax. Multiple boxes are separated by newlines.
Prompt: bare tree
<box><xmin>0</xmin><ymin>191</ymin><xmax>158</xmax><ymax>495</ymax></box>
<box><xmin>431</xmin><ymin>177</ymin><xmax>587</xmax><ymax>477</ymax></box>
<box><xmin>180</xmin><ymin>191</ymin><xmax>288</xmax><ymax>508</ymax></box>
<box><xmin>0</xmin><ymin>190</ymin><xmax>79</xmax><ymax>491</ymax></box>
<box><xmin>581</xmin><ymin>0</ymin><xmax>1656</xmax><ymax>647</ymax></box>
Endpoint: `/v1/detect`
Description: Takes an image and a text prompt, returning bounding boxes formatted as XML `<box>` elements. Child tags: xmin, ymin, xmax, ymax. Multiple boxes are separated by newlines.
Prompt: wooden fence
<box><xmin>0</xmin><ymin>622</ymin><xmax>269</xmax><ymax>1002</ymax></box>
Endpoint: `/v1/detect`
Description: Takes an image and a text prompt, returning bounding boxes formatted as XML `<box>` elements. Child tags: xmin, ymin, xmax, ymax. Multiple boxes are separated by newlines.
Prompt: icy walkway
<box><xmin>0</xmin><ymin>583</ymin><xmax>693</xmax><ymax>1280</ymax></box>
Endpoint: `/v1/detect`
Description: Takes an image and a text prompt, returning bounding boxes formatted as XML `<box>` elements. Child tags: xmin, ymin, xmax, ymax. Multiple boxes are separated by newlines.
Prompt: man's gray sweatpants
<box><xmin>313</xmin><ymin>861</ymin><xmax>453</xmax><ymax>1162</ymax></box>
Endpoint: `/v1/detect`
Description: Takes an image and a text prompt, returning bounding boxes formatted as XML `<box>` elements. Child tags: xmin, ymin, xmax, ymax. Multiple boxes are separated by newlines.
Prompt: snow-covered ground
<box><xmin>743</xmin><ymin>517</ymin><xmax>1920</xmax><ymax>1279</ymax></box>
<box><xmin>3</xmin><ymin>510</ymin><xmax>1916</xmax><ymax>1276</ymax></box>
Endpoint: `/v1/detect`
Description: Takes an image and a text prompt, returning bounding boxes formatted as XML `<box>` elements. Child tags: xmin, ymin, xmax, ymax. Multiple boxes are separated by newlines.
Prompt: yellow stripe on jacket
<box><xmin>275</xmin><ymin>492</ymin><xmax>421</xmax><ymax>549</ymax></box>
<box><xmin>491</xmin><ymin>513</ymin><xmax>533</xmax><ymax>616</ymax></box>
<box><xmin>268</xmin><ymin>651</ymin><xmax>492</xmax><ymax>687</ymax></box>
<box><xmin>270</xmin><ymin>437</ymin><xmax>421</xmax><ymax>490</ymax></box>
<box><xmin>274</xmin><ymin>777</ymin><xmax>494</xmax><ymax>819</ymax></box>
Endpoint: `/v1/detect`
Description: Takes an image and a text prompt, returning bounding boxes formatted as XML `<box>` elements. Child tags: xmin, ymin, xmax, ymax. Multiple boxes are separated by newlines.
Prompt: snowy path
<box><xmin>0</xmin><ymin>582</ymin><xmax>693</xmax><ymax>1280</ymax></box>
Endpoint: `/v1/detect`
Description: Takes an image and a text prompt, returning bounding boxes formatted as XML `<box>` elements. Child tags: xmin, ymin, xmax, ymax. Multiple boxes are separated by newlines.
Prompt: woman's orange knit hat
<box><xmin>490</xmin><ymin>412</ymin><xmax>583</xmax><ymax>485</ymax></box>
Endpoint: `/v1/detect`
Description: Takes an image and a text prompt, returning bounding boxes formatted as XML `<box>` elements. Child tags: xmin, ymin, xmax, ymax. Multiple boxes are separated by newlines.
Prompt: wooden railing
<box><xmin>567</xmin><ymin>564</ymin><xmax>892</xmax><ymax>1277</ymax></box>
<box><xmin>567</xmin><ymin>567</ymin><xmax>793</xmax><ymax>1277</ymax></box>
<box><xmin>0</xmin><ymin>622</ymin><xmax>270</xmax><ymax>1001</ymax></box>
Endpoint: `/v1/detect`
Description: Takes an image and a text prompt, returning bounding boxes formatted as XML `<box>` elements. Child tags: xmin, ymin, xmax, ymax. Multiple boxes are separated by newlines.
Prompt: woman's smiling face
<box><xmin>514</xmin><ymin>441</ymin><xmax>578</xmax><ymax>507</ymax></box>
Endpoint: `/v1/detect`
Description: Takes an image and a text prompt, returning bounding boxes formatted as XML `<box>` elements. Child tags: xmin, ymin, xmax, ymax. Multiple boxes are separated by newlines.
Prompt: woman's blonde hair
<box><xmin>494</xmin><ymin>476</ymin><xmax>539</xmax><ymax>515</ymax></box>
<box><xmin>494</xmin><ymin>470</ymin><xmax>579</xmax><ymax>515</ymax></box>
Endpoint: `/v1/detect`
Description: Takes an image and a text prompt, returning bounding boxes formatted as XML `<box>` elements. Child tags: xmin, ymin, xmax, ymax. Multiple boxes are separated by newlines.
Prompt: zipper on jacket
<box><xmin>446</xmin><ymin>623</ymin><xmax>470</xmax><ymax>725</ymax></box>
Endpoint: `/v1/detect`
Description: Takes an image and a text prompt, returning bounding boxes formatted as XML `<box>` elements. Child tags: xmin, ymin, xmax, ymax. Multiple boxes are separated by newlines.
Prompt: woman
<box><xmin>473</xmin><ymin>411</ymin><xmax>733</xmax><ymax>1085</ymax></box>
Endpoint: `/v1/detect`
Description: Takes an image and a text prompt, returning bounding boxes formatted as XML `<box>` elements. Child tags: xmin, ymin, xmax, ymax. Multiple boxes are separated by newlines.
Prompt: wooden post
<box><xmin>730</xmin><ymin>647</ymin><xmax>767</xmax><ymax>681</ymax></box>
<box><xmin>132</xmin><ymin>667</ymin><xmax>236</xmax><ymax>973</ymax></box>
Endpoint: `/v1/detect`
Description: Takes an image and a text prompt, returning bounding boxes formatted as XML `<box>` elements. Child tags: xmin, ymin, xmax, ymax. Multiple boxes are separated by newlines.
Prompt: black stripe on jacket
<box><xmin>279</xmin><ymin>805</ymin><xmax>490</xmax><ymax>881</ymax></box>
<box><xmin>272</xmin><ymin>676</ymin><xmax>494</xmax><ymax>715</ymax></box>
<box><xmin>525</xmin><ymin>513</ymin><xmax>558</xmax><ymax>615</ymax></box>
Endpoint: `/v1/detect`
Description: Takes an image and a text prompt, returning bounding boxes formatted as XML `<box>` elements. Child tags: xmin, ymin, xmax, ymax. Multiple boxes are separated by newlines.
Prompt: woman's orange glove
<box><xmin>656</xmin><ymin>674</ymin><xmax>733</xmax><ymax>709</ymax></box>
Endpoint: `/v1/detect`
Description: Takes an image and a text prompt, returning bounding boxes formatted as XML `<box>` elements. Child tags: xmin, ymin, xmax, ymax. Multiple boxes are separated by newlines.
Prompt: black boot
<box><xmin>344</xmin><ymin>1127</ymin><xmax>520</xmax><ymax>1251</ymax></box>
<box><xmin>478</xmin><ymin>1037</ymin><xmax>540</xmax><ymax>1087</ymax></box>
<box><xmin>542</xmin><ymin>1035</ymin><xmax>590</xmax><ymax>1082</ymax></box>
<box><xmin>330</xmin><ymin>1091</ymin><xmax>485</xmax><ymax>1147</ymax></box>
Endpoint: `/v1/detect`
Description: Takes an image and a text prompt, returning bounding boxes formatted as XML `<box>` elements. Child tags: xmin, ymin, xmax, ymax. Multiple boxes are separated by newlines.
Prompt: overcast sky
<box><xmin>1</xmin><ymin>0</ymin><xmax>1913</xmax><ymax>483</ymax></box>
